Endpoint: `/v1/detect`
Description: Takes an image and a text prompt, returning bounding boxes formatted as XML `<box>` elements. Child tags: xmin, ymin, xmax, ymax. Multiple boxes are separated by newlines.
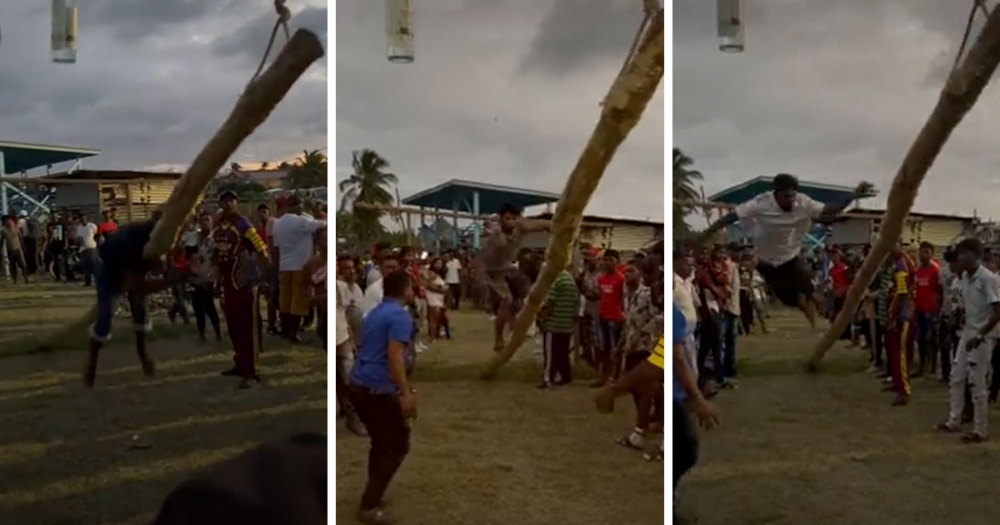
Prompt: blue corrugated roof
<box><xmin>402</xmin><ymin>179</ymin><xmax>560</xmax><ymax>213</ymax></box>
<box><xmin>709</xmin><ymin>176</ymin><xmax>873</xmax><ymax>205</ymax></box>
<box><xmin>0</xmin><ymin>140</ymin><xmax>100</xmax><ymax>174</ymax></box>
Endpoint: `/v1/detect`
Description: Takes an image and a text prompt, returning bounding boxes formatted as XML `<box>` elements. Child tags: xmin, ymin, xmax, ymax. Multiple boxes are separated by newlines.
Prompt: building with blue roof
<box><xmin>402</xmin><ymin>179</ymin><xmax>561</xmax><ymax>250</ymax></box>
<box><xmin>0</xmin><ymin>140</ymin><xmax>100</xmax><ymax>216</ymax></box>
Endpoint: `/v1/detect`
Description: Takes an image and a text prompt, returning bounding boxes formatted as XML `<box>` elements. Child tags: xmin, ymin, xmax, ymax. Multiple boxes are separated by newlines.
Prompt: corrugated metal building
<box><xmin>46</xmin><ymin>170</ymin><xmax>181</xmax><ymax>221</ymax></box>
<box><xmin>524</xmin><ymin>213</ymin><xmax>663</xmax><ymax>253</ymax></box>
<box><xmin>830</xmin><ymin>208</ymin><xmax>975</xmax><ymax>251</ymax></box>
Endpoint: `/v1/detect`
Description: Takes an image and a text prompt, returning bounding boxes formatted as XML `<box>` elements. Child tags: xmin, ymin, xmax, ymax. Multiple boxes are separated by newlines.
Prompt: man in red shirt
<box><xmin>913</xmin><ymin>241</ymin><xmax>941</xmax><ymax>377</ymax></box>
<box><xmin>694</xmin><ymin>247</ymin><xmax>728</xmax><ymax>392</ymax></box>
<box><xmin>828</xmin><ymin>249</ymin><xmax>852</xmax><ymax>339</ymax></box>
<box><xmin>96</xmin><ymin>209</ymin><xmax>118</xmax><ymax>243</ymax></box>
<box><xmin>595</xmin><ymin>249</ymin><xmax>625</xmax><ymax>386</ymax></box>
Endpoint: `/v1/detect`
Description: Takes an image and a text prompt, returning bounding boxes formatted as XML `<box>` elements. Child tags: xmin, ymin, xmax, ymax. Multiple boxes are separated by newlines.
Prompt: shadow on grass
<box><xmin>737</xmin><ymin>354</ymin><xmax>869</xmax><ymax>378</ymax></box>
<box><xmin>410</xmin><ymin>352</ymin><xmax>868</xmax><ymax>384</ymax></box>
<box><xmin>0</xmin><ymin>323</ymin><xmax>193</xmax><ymax>359</ymax></box>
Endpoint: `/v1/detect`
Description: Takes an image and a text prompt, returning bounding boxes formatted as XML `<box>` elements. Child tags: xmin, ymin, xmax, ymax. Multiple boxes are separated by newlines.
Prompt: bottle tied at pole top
<box><xmin>51</xmin><ymin>0</ymin><xmax>78</xmax><ymax>64</ymax></box>
<box><xmin>385</xmin><ymin>0</ymin><xmax>414</xmax><ymax>64</ymax></box>
<box><xmin>717</xmin><ymin>0</ymin><xmax>744</xmax><ymax>53</ymax></box>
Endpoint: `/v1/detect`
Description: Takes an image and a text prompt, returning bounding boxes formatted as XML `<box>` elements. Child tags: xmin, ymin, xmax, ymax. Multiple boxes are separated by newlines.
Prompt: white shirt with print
<box><xmin>735</xmin><ymin>192</ymin><xmax>825</xmax><ymax>266</ymax></box>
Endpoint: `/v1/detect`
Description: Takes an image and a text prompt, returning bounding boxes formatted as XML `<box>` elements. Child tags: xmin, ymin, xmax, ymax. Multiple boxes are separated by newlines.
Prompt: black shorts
<box><xmin>757</xmin><ymin>256</ymin><xmax>814</xmax><ymax>307</ymax></box>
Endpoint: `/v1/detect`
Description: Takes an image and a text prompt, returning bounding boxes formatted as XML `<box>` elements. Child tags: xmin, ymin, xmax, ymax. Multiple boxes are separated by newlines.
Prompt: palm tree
<box><xmin>287</xmin><ymin>150</ymin><xmax>327</xmax><ymax>189</ymax></box>
<box><xmin>673</xmin><ymin>148</ymin><xmax>703</xmax><ymax>236</ymax></box>
<box><xmin>338</xmin><ymin>149</ymin><xmax>398</xmax><ymax>244</ymax></box>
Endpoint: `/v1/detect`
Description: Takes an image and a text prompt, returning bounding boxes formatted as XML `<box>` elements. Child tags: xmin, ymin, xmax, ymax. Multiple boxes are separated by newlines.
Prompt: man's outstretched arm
<box><xmin>816</xmin><ymin>182</ymin><xmax>874</xmax><ymax>223</ymax></box>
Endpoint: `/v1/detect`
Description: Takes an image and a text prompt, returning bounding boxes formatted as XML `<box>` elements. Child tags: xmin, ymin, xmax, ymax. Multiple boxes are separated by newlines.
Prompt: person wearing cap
<box><xmin>271</xmin><ymin>194</ymin><xmax>326</xmax><ymax>343</ymax></box>
<box><xmin>213</xmin><ymin>190</ymin><xmax>271</xmax><ymax>389</ymax></box>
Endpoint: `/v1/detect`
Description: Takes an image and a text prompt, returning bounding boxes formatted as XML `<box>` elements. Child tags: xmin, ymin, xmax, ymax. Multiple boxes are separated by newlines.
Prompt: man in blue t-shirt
<box><xmin>672</xmin><ymin>303</ymin><xmax>719</xmax><ymax>492</ymax></box>
<box><xmin>347</xmin><ymin>269</ymin><xmax>416</xmax><ymax>525</ymax></box>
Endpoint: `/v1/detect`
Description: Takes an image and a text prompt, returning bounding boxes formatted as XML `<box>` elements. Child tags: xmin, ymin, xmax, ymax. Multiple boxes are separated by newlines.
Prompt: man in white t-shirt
<box><xmin>361</xmin><ymin>254</ymin><xmax>401</xmax><ymax>317</ymax></box>
<box><xmin>271</xmin><ymin>195</ymin><xmax>326</xmax><ymax>342</ymax></box>
<box><xmin>74</xmin><ymin>214</ymin><xmax>99</xmax><ymax>286</ymax></box>
<box><xmin>445</xmin><ymin>252</ymin><xmax>463</xmax><ymax>309</ymax></box>
<box><xmin>699</xmin><ymin>174</ymin><xmax>872</xmax><ymax>329</ymax></box>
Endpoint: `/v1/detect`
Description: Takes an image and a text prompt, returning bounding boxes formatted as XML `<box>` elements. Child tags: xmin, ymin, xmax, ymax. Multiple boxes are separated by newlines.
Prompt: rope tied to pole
<box><xmin>251</xmin><ymin>0</ymin><xmax>293</xmax><ymax>83</ymax></box>
<box><xmin>602</xmin><ymin>0</ymin><xmax>661</xmax><ymax>108</ymax></box>
<box><xmin>953</xmin><ymin>0</ymin><xmax>991</xmax><ymax>73</ymax></box>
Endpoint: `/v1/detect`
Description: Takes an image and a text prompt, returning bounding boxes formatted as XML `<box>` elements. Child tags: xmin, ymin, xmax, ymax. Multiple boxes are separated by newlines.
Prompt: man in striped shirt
<box><xmin>538</xmin><ymin>266</ymin><xmax>579</xmax><ymax>388</ymax></box>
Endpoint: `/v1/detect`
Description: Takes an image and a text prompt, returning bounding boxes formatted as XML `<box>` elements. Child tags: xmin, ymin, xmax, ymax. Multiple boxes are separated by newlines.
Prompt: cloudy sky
<box><xmin>335</xmin><ymin>0</ymin><xmax>665</xmax><ymax>221</ymax></box>
<box><xmin>676</xmin><ymin>0</ymin><xmax>1000</xmax><ymax>220</ymax></box>
<box><xmin>0</xmin><ymin>0</ymin><xmax>327</xmax><ymax>172</ymax></box>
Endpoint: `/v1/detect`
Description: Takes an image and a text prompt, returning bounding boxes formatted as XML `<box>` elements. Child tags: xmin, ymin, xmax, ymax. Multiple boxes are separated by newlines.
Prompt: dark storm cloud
<box><xmin>521</xmin><ymin>0</ymin><xmax>643</xmax><ymax>75</ymax></box>
<box><xmin>85</xmin><ymin>0</ymin><xmax>245</xmax><ymax>42</ymax></box>
<box><xmin>0</xmin><ymin>0</ymin><xmax>326</xmax><ymax>172</ymax></box>
<box><xmin>212</xmin><ymin>6</ymin><xmax>329</xmax><ymax>68</ymax></box>
<box><xmin>673</xmin><ymin>0</ymin><xmax>1000</xmax><ymax>218</ymax></box>
<box><xmin>335</xmin><ymin>0</ymin><xmax>664</xmax><ymax>220</ymax></box>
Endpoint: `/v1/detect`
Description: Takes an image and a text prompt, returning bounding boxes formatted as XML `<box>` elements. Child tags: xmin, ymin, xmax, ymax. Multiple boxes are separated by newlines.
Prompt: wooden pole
<box><xmin>37</xmin><ymin>29</ymin><xmax>325</xmax><ymax>352</ymax></box>
<box><xmin>808</xmin><ymin>6</ymin><xmax>1000</xmax><ymax>370</ymax></box>
<box><xmin>482</xmin><ymin>8</ymin><xmax>664</xmax><ymax>379</ymax></box>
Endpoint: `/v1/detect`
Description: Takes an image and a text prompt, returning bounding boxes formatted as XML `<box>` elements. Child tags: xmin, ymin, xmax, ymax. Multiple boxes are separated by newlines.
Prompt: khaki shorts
<box><xmin>279</xmin><ymin>270</ymin><xmax>311</xmax><ymax>316</ymax></box>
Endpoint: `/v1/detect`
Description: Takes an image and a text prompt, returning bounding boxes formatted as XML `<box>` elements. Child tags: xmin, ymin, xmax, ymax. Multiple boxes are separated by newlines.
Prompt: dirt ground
<box><xmin>679</xmin><ymin>309</ymin><xmax>1000</xmax><ymax>525</ymax></box>
<box><xmin>0</xmin><ymin>281</ymin><xmax>663</xmax><ymax>525</ymax></box>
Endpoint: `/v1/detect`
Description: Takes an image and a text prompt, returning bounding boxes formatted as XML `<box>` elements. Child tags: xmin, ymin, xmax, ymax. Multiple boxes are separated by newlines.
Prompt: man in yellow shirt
<box><xmin>597</xmin><ymin>304</ymin><xmax>720</xmax><ymax>520</ymax></box>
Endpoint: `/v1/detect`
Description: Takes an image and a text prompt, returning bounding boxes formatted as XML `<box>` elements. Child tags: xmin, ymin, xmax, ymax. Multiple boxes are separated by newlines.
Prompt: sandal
<box><xmin>935</xmin><ymin>422</ymin><xmax>961</xmax><ymax>433</ymax></box>
<box><xmin>642</xmin><ymin>449</ymin><xmax>663</xmax><ymax>462</ymax></box>
<box><xmin>961</xmin><ymin>432</ymin><xmax>988</xmax><ymax>444</ymax></box>
<box><xmin>615</xmin><ymin>434</ymin><xmax>644</xmax><ymax>451</ymax></box>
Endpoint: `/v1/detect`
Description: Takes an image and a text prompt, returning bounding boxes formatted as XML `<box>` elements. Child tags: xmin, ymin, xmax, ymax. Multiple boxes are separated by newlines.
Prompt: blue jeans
<box><xmin>80</xmin><ymin>248</ymin><xmax>98</xmax><ymax>285</ymax></box>
<box><xmin>721</xmin><ymin>312</ymin><xmax>738</xmax><ymax>378</ymax></box>
<box><xmin>915</xmin><ymin>311</ymin><xmax>936</xmax><ymax>372</ymax></box>
<box><xmin>91</xmin><ymin>260</ymin><xmax>150</xmax><ymax>342</ymax></box>
<box><xmin>696</xmin><ymin>312</ymin><xmax>725</xmax><ymax>386</ymax></box>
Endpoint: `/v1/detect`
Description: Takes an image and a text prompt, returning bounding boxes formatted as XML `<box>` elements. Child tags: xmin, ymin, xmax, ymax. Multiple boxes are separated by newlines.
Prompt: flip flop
<box><xmin>615</xmin><ymin>435</ymin><xmax>643</xmax><ymax>451</ymax></box>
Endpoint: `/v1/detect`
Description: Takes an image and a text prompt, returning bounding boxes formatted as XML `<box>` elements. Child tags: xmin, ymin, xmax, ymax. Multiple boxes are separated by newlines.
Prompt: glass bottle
<box><xmin>717</xmin><ymin>0</ymin><xmax>744</xmax><ymax>53</ymax></box>
<box><xmin>51</xmin><ymin>0</ymin><xmax>78</xmax><ymax>63</ymax></box>
<box><xmin>385</xmin><ymin>0</ymin><xmax>414</xmax><ymax>64</ymax></box>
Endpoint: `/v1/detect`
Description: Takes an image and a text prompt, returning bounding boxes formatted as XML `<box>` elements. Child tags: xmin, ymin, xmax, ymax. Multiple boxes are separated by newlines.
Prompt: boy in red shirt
<box><xmin>96</xmin><ymin>209</ymin><xmax>118</xmax><ymax>243</ymax></box>
<box><xmin>595</xmin><ymin>249</ymin><xmax>625</xmax><ymax>386</ymax></box>
<box><xmin>913</xmin><ymin>241</ymin><xmax>941</xmax><ymax>376</ymax></box>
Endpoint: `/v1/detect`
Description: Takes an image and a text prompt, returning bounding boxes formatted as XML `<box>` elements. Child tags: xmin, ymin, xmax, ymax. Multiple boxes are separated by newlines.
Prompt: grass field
<box><xmin>679</xmin><ymin>309</ymin><xmax>1000</xmax><ymax>525</ymax></box>
<box><xmin>0</xmin><ymin>280</ymin><xmax>665</xmax><ymax>524</ymax></box>
<box><xmin>20</xmin><ymin>281</ymin><xmax>995</xmax><ymax>525</ymax></box>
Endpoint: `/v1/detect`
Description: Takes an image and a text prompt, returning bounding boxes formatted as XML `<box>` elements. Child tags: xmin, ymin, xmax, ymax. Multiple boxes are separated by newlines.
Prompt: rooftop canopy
<box><xmin>402</xmin><ymin>179</ymin><xmax>561</xmax><ymax>214</ymax></box>
<box><xmin>708</xmin><ymin>175</ymin><xmax>876</xmax><ymax>205</ymax></box>
<box><xmin>0</xmin><ymin>140</ymin><xmax>101</xmax><ymax>174</ymax></box>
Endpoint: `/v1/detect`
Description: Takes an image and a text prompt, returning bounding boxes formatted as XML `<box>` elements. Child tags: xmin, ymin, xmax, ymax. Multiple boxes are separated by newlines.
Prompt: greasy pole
<box><xmin>482</xmin><ymin>9</ymin><xmax>664</xmax><ymax>380</ymax></box>
<box><xmin>808</xmin><ymin>7</ymin><xmax>1000</xmax><ymax>370</ymax></box>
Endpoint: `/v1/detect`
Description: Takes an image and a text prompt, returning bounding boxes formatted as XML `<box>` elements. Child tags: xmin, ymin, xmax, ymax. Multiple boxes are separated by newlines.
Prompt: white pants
<box><xmin>947</xmin><ymin>334</ymin><xmax>995</xmax><ymax>436</ymax></box>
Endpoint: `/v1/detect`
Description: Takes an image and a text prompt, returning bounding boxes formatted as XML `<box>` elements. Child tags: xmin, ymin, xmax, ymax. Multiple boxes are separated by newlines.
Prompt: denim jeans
<box><xmin>80</xmin><ymin>248</ymin><xmax>98</xmax><ymax>285</ymax></box>
<box><xmin>721</xmin><ymin>312</ymin><xmax>738</xmax><ymax>378</ymax></box>
<box><xmin>92</xmin><ymin>260</ymin><xmax>150</xmax><ymax>341</ymax></box>
<box><xmin>915</xmin><ymin>311</ymin><xmax>936</xmax><ymax>371</ymax></box>
<box><xmin>696</xmin><ymin>312</ymin><xmax>725</xmax><ymax>386</ymax></box>
<box><xmin>170</xmin><ymin>282</ymin><xmax>189</xmax><ymax>324</ymax></box>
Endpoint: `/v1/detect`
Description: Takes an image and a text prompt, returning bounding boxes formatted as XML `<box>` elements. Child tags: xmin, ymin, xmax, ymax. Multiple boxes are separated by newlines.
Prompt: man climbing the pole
<box><xmin>84</xmin><ymin>211</ymin><xmax>169</xmax><ymax>389</ymax></box>
<box><xmin>481</xmin><ymin>203</ymin><xmax>551</xmax><ymax>353</ymax></box>
<box><xmin>698</xmin><ymin>174</ymin><xmax>873</xmax><ymax>331</ymax></box>
<box><xmin>214</xmin><ymin>190</ymin><xmax>271</xmax><ymax>389</ymax></box>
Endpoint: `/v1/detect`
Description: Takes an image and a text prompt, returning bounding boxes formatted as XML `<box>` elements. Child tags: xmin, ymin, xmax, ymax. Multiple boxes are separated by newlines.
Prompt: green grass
<box><xmin>0</xmin><ymin>323</ymin><xmax>193</xmax><ymax>359</ymax></box>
